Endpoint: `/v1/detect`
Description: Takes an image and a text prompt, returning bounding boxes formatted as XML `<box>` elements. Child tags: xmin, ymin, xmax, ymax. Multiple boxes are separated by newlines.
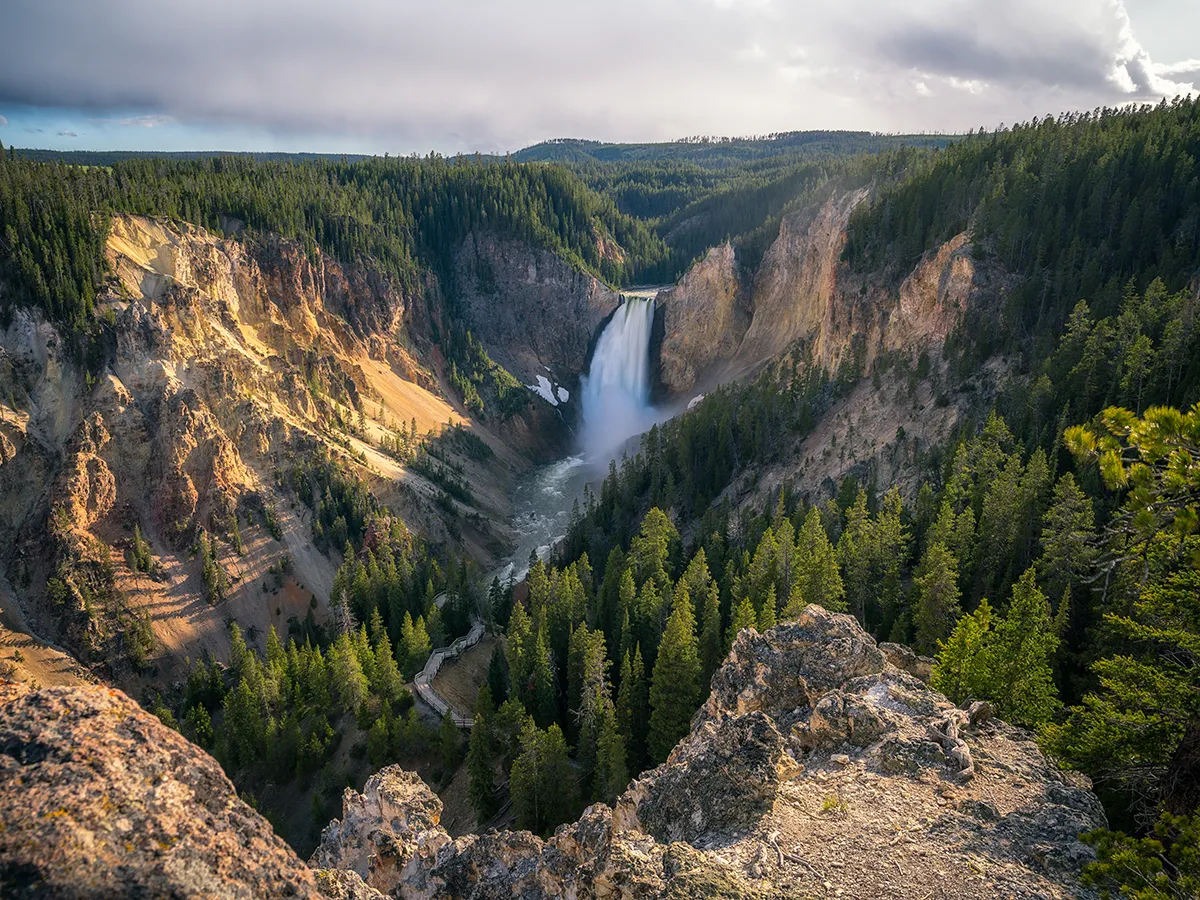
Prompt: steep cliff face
<box><xmin>655</xmin><ymin>187</ymin><xmax>987</xmax><ymax>395</ymax></box>
<box><xmin>451</xmin><ymin>232</ymin><xmax>622</xmax><ymax>400</ymax></box>
<box><xmin>0</xmin><ymin>608</ymin><xmax>1104</xmax><ymax>899</ymax></box>
<box><xmin>0</xmin><ymin>216</ymin><xmax>509</xmax><ymax>685</ymax></box>
<box><xmin>655</xmin><ymin>242</ymin><xmax>748</xmax><ymax>395</ymax></box>
<box><xmin>735</xmin><ymin>188</ymin><xmax>873</xmax><ymax>373</ymax></box>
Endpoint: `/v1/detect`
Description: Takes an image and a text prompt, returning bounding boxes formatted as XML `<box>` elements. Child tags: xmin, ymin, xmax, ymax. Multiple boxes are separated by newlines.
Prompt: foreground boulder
<box><xmin>0</xmin><ymin>683</ymin><xmax>321</xmax><ymax>898</ymax></box>
<box><xmin>1</xmin><ymin>607</ymin><xmax>1106</xmax><ymax>898</ymax></box>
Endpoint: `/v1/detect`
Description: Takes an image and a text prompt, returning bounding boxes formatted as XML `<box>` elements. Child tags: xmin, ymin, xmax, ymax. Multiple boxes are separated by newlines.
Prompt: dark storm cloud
<box><xmin>0</xmin><ymin>0</ymin><xmax>1194</xmax><ymax>148</ymax></box>
<box><xmin>880</xmin><ymin>24</ymin><xmax>1114</xmax><ymax>91</ymax></box>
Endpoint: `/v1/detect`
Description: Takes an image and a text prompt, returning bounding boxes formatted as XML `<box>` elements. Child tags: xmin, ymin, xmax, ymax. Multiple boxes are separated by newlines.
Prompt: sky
<box><xmin>0</xmin><ymin>0</ymin><xmax>1196</xmax><ymax>155</ymax></box>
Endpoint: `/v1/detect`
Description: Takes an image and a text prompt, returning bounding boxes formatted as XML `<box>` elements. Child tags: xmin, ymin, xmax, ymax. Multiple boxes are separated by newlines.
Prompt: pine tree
<box><xmin>698</xmin><ymin>583</ymin><xmax>723</xmax><ymax>689</ymax></box>
<box><xmin>679</xmin><ymin>548</ymin><xmax>714</xmax><ymax>626</ymax></box>
<box><xmin>726</xmin><ymin>596</ymin><xmax>757</xmax><ymax>650</ymax></box>
<box><xmin>648</xmin><ymin>600</ymin><xmax>700</xmax><ymax>765</ymax></box>
<box><xmin>983</xmin><ymin>568</ymin><xmax>1060</xmax><ymax>726</ymax></box>
<box><xmin>529</xmin><ymin>623</ymin><xmax>557</xmax><ymax>728</ymax></box>
<box><xmin>837</xmin><ymin>488</ymin><xmax>873</xmax><ymax>623</ymax></box>
<box><xmin>615</xmin><ymin>646</ymin><xmax>648</xmax><ymax>774</ymax></box>
<box><xmin>372</xmin><ymin>628</ymin><xmax>403</xmax><ymax>705</ymax></box>
<box><xmin>330</xmin><ymin>632</ymin><xmax>369</xmax><ymax>715</ymax></box>
<box><xmin>184</xmin><ymin>704</ymin><xmax>213</xmax><ymax>747</ymax></box>
<box><xmin>913</xmin><ymin>543</ymin><xmax>962</xmax><ymax>655</ymax></box>
<box><xmin>571</xmin><ymin>626</ymin><xmax>610</xmax><ymax>775</ymax></box>
<box><xmin>629</xmin><ymin>507</ymin><xmax>678</xmax><ymax>592</ymax></box>
<box><xmin>757</xmin><ymin>584</ymin><xmax>777</xmax><ymax>631</ymax></box>
<box><xmin>1037</xmin><ymin>473</ymin><xmax>1097</xmax><ymax>605</ymax></box>
<box><xmin>505</xmin><ymin>601</ymin><xmax>533</xmax><ymax>705</ymax></box>
<box><xmin>398</xmin><ymin>612</ymin><xmax>417</xmax><ymax>678</ymax></box>
<box><xmin>229</xmin><ymin>622</ymin><xmax>249</xmax><ymax>679</ymax></box>
<box><xmin>931</xmin><ymin>599</ymin><xmax>993</xmax><ymax>704</ymax></box>
<box><xmin>592</xmin><ymin>703</ymin><xmax>628</xmax><ymax>805</ymax></box>
<box><xmin>873</xmin><ymin>487</ymin><xmax>909</xmax><ymax>632</ymax></box>
<box><xmin>265</xmin><ymin>625</ymin><xmax>286</xmax><ymax>669</ymax></box>
<box><xmin>510</xmin><ymin>723</ymin><xmax>575</xmax><ymax>835</ymax></box>
<box><xmin>408</xmin><ymin>616</ymin><xmax>432</xmax><ymax>677</ymax></box>
<box><xmin>131</xmin><ymin>524</ymin><xmax>152</xmax><ymax>572</ymax></box>
<box><xmin>467</xmin><ymin>685</ymin><xmax>498</xmax><ymax>822</ymax></box>
<box><xmin>786</xmin><ymin>507</ymin><xmax>845</xmax><ymax>615</ymax></box>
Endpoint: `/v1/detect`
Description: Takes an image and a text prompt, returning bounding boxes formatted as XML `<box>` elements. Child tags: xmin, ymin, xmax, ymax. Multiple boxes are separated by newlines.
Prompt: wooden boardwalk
<box><xmin>412</xmin><ymin>619</ymin><xmax>485</xmax><ymax>729</ymax></box>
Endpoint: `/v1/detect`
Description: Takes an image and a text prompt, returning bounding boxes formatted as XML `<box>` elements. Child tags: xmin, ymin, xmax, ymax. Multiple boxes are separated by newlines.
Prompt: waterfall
<box><xmin>580</xmin><ymin>297</ymin><xmax>660</xmax><ymax>459</ymax></box>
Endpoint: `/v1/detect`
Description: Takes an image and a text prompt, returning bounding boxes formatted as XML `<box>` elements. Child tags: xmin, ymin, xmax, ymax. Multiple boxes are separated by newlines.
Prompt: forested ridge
<box><xmin>514</xmin><ymin>131</ymin><xmax>956</xmax><ymax>166</ymax></box>
<box><xmin>0</xmin><ymin>146</ymin><xmax>667</xmax><ymax>336</ymax></box>
<box><xmin>845</xmin><ymin>98</ymin><xmax>1200</xmax><ymax>363</ymax></box>
<box><xmin>547</xmin><ymin>144</ymin><xmax>933</xmax><ymax>280</ymax></box>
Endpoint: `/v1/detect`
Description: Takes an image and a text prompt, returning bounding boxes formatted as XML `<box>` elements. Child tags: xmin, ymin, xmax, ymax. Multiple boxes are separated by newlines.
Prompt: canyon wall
<box><xmin>652</xmin><ymin>187</ymin><xmax>1003</xmax><ymax>503</ymax></box>
<box><xmin>451</xmin><ymin>232</ymin><xmax>623</xmax><ymax>395</ymax></box>
<box><xmin>655</xmin><ymin>186</ymin><xmax>986</xmax><ymax>396</ymax></box>
<box><xmin>0</xmin><ymin>216</ymin><xmax>506</xmax><ymax>686</ymax></box>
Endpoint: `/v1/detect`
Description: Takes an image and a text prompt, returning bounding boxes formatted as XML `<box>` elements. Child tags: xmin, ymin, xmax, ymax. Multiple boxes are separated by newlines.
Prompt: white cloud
<box><xmin>0</xmin><ymin>114</ymin><xmax>8</xmax><ymax>126</ymax></box>
<box><xmin>1153</xmin><ymin>59</ymin><xmax>1200</xmax><ymax>77</ymax></box>
<box><xmin>118</xmin><ymin>114</ymin><xmax>172</xmax><ymax>128</ymax></box>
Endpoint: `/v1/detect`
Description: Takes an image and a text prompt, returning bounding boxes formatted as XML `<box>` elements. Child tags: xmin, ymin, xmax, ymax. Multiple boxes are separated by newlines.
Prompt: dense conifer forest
<box><xmin>0</xmin><ymin>147</ymin><xmax>668</xmax><ymax>336</ymax></box>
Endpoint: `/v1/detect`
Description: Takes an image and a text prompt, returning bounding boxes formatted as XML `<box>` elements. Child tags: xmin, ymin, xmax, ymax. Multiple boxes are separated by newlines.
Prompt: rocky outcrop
<box><xmin>0</xmin><ymin>607</ymin><xmax>1103</xmax><ymax>898</ymax></box>
<box><xmin>309</xmin><ymin>605</ymin><xmax>1102</xmax><ymax>899</ymax></box>
<box><xmin>451</xmin><ymin>232</ymin><xmax>622</xmax><ymax>393</ymax></box>
<box><xmin>310</xmin><ymin>768</ymin><xmax>449</xmax><ymax>895</ymax></box>
<box><xmin>655</xmin><ymin>242</ymin><xmax>748</xmax><ymax>395</ymax></box>
<box><xmin>0</xmin><ymin>682</ymin><xmax>321</xmax><ymax>899</ymax></box>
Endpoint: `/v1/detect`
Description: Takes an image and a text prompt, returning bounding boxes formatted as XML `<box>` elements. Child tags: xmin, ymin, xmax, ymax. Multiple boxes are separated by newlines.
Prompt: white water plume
<box><xmin>580</xmin><ymin>297</ymin><xmax>662</xmax><ymax>459</ymax></box>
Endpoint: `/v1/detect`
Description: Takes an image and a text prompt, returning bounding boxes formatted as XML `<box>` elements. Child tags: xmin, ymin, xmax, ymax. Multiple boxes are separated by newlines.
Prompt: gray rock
<box><xmin>0</xmin><ymin>683</ymin><xmax>321</xmax><ymax>899</ymax></box>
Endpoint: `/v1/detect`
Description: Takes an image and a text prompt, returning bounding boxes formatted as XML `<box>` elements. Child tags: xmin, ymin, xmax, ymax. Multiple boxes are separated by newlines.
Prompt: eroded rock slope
<box><xmin>0</xmin><ymin>216</ymin><xmax>511</xmax><ymax>687</ymax></box>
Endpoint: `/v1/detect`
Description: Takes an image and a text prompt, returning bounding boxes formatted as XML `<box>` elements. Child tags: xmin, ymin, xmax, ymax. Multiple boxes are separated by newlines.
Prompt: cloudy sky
<box><xmin>0</xmin><ymin>0</ymin><xmax>1196</xmax><ymax>154</ymax></box>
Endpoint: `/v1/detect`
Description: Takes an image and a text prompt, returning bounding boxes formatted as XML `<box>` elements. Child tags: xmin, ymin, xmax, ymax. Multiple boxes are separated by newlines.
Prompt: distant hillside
<box><xmin>514</xmin><ymin>131</ymin><xmax>960</xmax><ymax>166</ymax></box>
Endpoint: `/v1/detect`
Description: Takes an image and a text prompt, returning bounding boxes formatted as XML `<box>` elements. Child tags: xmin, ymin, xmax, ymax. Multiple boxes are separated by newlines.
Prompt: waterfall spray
<box><xmin>580</xmin><ymin>298</ymin><xmax>660</xmax><ymax>459</ymax></box>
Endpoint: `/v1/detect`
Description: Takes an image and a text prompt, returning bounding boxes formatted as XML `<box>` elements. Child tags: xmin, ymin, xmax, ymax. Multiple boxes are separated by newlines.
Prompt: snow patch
<box><xmin>528</xmin><ymin>374</ymin><xmax>559</xmax><ymax>406</ymax></box>
<box><xmin>527</xmin><ymin>374</ymin><xmax>572</xmax><ymax>407</ymax></box>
